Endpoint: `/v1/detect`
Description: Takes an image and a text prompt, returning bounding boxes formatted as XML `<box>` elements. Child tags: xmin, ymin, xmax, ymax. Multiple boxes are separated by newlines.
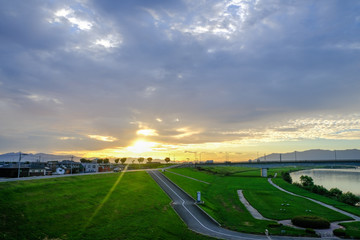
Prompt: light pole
<box><xmin>18</xmin><ymin>152</ymin><xmax>28</xmax><ymax>178</ymax></box>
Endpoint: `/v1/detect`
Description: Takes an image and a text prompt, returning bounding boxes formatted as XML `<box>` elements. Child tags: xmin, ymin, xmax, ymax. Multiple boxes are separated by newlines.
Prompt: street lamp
<box><xmin>18</xmin><ymin>152</ymin><xmax>29</xmax><ymax>178</ymax></box>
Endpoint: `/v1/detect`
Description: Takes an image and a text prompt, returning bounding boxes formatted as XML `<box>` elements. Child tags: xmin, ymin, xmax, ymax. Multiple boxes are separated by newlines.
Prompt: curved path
<box><xmin>148</xmin><ymin>170</ymin><xmax>325</xmax><ymax>240</ymax></box>
<box><xmin>268</xmin><ymin>178</ymin><xmax>360</xmax><ymax>221</ymax></box>
<box><xmin>237</xmin><ymin>190</ymin><xmax>270</xmax><ymax>221</ymax></box>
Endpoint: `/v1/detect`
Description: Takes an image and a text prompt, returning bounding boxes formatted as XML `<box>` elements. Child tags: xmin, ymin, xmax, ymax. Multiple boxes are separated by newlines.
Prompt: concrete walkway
<box><xmin>149</xmin><ymin>170</ymin><xmax>333</xmax><ymax>240</ymax></box>
<box><xmin>268</xmin><ymin>178</ymin><xmax>360</xmax><ymax>238</ymax></box>
<box><xmin>237</xmin><ymin>190</ymin><xmax>270</xmax><ymax>220</ymax></box>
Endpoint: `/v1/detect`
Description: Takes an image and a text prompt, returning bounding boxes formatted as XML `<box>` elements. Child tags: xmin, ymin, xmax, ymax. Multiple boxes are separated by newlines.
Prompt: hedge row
<box><xmin>291</xmin><ymin>215</ymin><xmax>330</xmax><ymax>229</ymax></box>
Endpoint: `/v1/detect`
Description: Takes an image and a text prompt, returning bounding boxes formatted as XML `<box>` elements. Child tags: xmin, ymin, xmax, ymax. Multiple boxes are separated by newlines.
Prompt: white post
<box><xmin>197</xmin><ymin>191</ymin><xmax>201</xmax><ymax>202</ymax></box>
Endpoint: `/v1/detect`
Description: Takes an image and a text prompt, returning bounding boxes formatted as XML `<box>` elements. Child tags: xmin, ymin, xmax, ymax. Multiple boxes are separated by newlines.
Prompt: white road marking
<box><xmin>150</xmin><ymin>171</ymin><xmax>264</xmax><ymax>240</ymax></box>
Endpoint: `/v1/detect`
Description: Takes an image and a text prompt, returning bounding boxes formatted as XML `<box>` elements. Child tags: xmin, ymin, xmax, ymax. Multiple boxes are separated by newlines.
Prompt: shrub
<box><xmin>339</xmin><ymin>192</ymin><xmax>360</xmax><ymax>206</ymax></box>
<box><xmin>300</xmin><ymin>175</ymin><xmax>314</xmax><ymax>188</ymax></box>
<box><xmin>282</xmin><ymin>172</ymin><xmax>292</xmax><ymax>184</ymax></box>
<box><xmin>291</xmin><ymin>215</ymin><xmax>330</xmax><ymax>229</ymax></box>
<box><xmin>268</xmin><ymin>223</ymin><xmax>282</xmax><ymax>228</ymax></box>
<box><xmin>329</xmin><ymin>188</ymin><xmax>343</xmax><ymax>199</ymax></box>
<box><xmin>311</xmin><ymin>184</ymin><xmax>329</xmax><ymax>196</ymax></box>
<box><xmin>333</xmin><ymin>228</ymin><xmax>347</xmax><ymax>237</ymax></box>
<box><xmin>305</xmin><ymin>228</ymin><xmax>316</xmax><ymax>235</ymax></box>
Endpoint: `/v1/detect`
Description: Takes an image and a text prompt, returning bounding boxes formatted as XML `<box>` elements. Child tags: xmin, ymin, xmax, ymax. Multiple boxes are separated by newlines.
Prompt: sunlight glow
<box><xmin>82</xmin><ymin>164</ymin><xmax>128</xmax><ymax>233</ymax></box>
<box><xmin>126</xmin><ymin>140</ymin><xmax>158</xmax><ymax>153</ymax></box>
<box><xmin>136</xmin><ymin>129</ymin><xmax>158</xmax><ymax>136</ymax></box>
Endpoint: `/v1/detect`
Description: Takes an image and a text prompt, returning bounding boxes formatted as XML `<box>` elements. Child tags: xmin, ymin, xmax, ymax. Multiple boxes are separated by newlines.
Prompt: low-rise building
<box><xmin>82</xmin><ymin>162</ymin><xmax>99</xmax><ymax>173</ymax></box>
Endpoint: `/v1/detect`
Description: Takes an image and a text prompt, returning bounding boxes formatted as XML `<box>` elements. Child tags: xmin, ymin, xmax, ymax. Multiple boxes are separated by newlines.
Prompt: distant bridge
<box><xmin>182</xmin><ymin>160</ymin><xmax>360</xmax><ymax>176</ymax></box>
<box><xmin>213</xmin><ymin>160</ymin><xmax>360</xmax><ymax>168</ymax></box>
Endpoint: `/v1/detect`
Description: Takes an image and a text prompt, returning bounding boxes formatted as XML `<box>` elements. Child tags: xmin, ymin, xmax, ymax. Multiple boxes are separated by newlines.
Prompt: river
<box><xmin>290</xmin><ymin>168</ymin><xmax>360</xmax><ymax>196</ymax></box>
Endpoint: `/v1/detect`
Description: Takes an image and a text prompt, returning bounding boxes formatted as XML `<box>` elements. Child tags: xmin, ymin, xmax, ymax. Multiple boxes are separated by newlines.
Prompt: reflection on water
<box><xmin>290</xmin><ymin>168</ymin><xmax>360</xmax><ymax>196</ymax></box>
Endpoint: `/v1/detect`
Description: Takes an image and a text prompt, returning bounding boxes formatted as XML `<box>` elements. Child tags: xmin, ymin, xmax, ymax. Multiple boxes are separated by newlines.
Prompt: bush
<box><xmin>291</xmin><ymin>215</ymin><xmax>330</xmax><ymax>229</ymax></box>
<box><xmin>339</xmin><ymin>192</ymin><xmax>360</xmax><ymax>206</ymax></box>
<box><xmin>268</xmin><ymin>223</ymin><xmax>282</xmax><ymax>228</ymax></box>
<box><xmin>282</xmin><ymin>172</ymin><xmax>292</xmax><ymax>184</ymax></box>
<box><xmin>333</xmin><ymin>228</ymin><xmax>347</xmax><ymax>237</ymax></box>
<box><xmin>305</xmin><ymin>228</ymin><xmax>316</xmax><ymax>235</ymax></box>
<box><xmin>300</xmin><ymin>175</ymin><xmax>314</xmax><ymax>188</ymax></box>
<box><xmin>311</xmin><ymin>184</ymin><xmax>330</xmax><ymax>196</ymax></box>
<box><xmin>329</xmin><ymin>188</ymin><xmax>343</xmax><ymax>198</ymax></box>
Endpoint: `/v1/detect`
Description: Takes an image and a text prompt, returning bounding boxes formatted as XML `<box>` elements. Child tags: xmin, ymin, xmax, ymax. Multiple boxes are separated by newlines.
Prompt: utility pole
<box><xmin>18</xmin><ymin>152</ymin><xmax>28</xmax><ymax>178</ymax></box>
<box><xmin>70</xmin><ymin>155</ymin><xmax>74</xmax><ymax>174</ymax></box>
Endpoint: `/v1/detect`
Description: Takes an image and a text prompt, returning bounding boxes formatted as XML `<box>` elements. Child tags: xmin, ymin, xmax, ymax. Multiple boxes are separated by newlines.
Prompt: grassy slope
<box><xmin>164</xmin><ymin>168</ymin><xmax>317</xmax><ymax>237</ymax></box>
<box><xmin>0</xmin><ymin>172</ymin><xmax>212</xmax><ymax>240</ymax></box>
<box><xmin>242</xmin><ymin>177</ymin><xmax>350</xmax><ymax>221</ymax></box>
<box><xmin>272</xmin><ymin>177</ymin><xmax>360</xmax><ymax>217</ymax></box>
<box><xmin>339</xmin><ymin>221</ymin><xmax>360</xmax><ymax>239</ymax></box>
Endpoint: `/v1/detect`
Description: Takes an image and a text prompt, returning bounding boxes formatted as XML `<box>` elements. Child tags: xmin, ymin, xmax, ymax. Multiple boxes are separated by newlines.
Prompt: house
<box><xmin>98</xmin><ymin>164</ymin><xmax>111</xmax><ymax>172</ymax></box>
<box><xmin>59</xmin><ymin>160</ymin><xmax>82</xmax><ymax>174</ymax></box>
<box><xmin>0</xmin><ymin>163</ymin><xmax>30</xmax><ymax>178</ymax></box>
<box><xmin>28</xmin><ymin>162</ymin><xmax>46</xmax><ymax>176</ymax></box>
<box><xmin>82</xmin><ymin>161</ymin><xmax>99</xmax><ymax>173</ymax></box>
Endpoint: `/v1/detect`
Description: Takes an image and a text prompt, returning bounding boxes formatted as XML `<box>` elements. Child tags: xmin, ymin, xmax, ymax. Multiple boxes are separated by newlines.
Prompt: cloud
<box><xmin>88</xmin><ymin>135</ymin><xmax>117</xmax><ymax>142</ymax></box>
<box><xmin>0</xmin><ymin>0</ymin><xmax>360</xmax><ymax>157</ymax></box>
<box><xmin>52</xmin><ymin>8</ymin><xmax>93</xmax><ymax>30</ymax></box>
<box><xmin>137</xmin><ymin>129</ymin><xmax>159</xmax><ymax>136</ymax></box>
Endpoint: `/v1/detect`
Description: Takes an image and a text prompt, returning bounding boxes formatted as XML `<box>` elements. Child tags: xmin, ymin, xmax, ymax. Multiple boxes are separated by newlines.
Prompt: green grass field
<box><xmin>164</xmin><ymin>167</ymin><xmax>353</xmax><ymax>237</ymax></box>
<box><xmin>339</xmin><ymin>221</ymin><xmax>360</xmax><ymax>239</ymax></box>
<box><xmin>272</xmin><ymin>177</ymin><xmax>360</xmax><ymax>217</ymax></box>
<box><xmin>0</xmin><ymin>172</ymin><xmax>212</xmax><ymax>240</ymax></box>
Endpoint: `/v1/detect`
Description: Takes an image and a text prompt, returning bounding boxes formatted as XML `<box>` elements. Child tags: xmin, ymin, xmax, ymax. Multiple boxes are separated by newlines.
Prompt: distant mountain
<box><xmin>0</xmin><ymin>152</ymin><xmax>80</xmax><ymax>162</ymax></box>
<box><xmin>257</xmin><ymin>149</ymin><xmax>360</xmax><ymax>162</ymax></box>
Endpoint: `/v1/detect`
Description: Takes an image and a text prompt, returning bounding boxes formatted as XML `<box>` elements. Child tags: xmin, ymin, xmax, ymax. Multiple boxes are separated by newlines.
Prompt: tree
<box><xmin>300</xmin><ymin>175</ymin><xmax>314</xmax><ymax>188</ymax></box>
<box><xmin>147</xmin><ymin>157</ymin><xmax>153</xmax><ymax>163</ymax></box>
<box><xmin>339</xmin><ymin>192</ymin><xmax>360</xmax><ymax>206</ymax></box>
<box><xmin>282</xmin><ymin>172</ymin><xmax>292</xmax><ymax>183</ymax></box>
<box><xmin>120</xmin><ymin>158</ymin><xmax>127</xmax><ymax>165</ymax></box>
<box><xmin>97</xmin><ymin>159</ymin><xmax>103</xmax><ymax>164</ymax></box>
<box><xmin>80</xmin><ymin>158</ymin><xmax>87</xmax><ymax>163</ymax></box>
<box><xmin>103</xmin><ymin>158</ymin><xmax>109</xmax><ymax>164</ymax></box>
<box><xmin>165</xmin><ymin>157</ymin><xmax>171</xmax><ymax>164</ymax></box>
<box><xmin>114</xmin><ymin>158</ymin><xmax>120</xmax><ymax>164</ymax></box>
<box><xmin>329</xmin><ymin>188</ymin><xmax>342</xmax><ymax>198</ymax></box>
<box><xmin>138</xmin><ymin>157</ymin><xmax>144</xmax><ymax>164</ymax></box>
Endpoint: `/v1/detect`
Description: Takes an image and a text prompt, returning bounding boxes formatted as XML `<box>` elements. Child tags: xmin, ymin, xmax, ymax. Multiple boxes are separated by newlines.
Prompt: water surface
<box><xmin>290</xmin><ymin>168</ymin><xmax>360</xmax><ymax>196</ymax></box>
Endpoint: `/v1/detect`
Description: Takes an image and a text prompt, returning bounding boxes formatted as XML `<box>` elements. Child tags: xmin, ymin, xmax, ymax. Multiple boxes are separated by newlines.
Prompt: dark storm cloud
<box><xmin>1</xmin><ymin>0</ymin><xmax>360</xmax><ymax>153</ymax></box>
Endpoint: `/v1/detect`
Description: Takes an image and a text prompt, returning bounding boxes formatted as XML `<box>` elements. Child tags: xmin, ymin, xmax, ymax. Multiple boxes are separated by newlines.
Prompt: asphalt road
<box><xmin>148</xmin><ymin>170</ymin><xmax>339</xmax><ymax>240</ymax></box>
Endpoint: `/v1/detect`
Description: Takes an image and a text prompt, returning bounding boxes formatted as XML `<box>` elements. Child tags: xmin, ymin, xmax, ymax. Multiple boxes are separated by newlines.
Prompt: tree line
<box><xmin>80</xmin><ymin>157</ymin><xmax>171</xmax><ymax>164</ymax></box>
<box><xmin>282</xmin><ymin>172</ymin><xmax>360</xmax><ymax>206</ymax></box>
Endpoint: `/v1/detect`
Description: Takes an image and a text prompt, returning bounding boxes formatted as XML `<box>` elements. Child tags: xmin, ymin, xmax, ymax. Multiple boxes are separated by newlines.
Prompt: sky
<box><xmin>0</xmin><ymin>0</ymin><xmax>360</xmax><ymax>161</ymax></box>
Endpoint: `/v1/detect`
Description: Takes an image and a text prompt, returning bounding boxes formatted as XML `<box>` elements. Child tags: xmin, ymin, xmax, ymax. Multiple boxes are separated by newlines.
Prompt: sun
<box><xmin>126</xmin><ymin>140</ymin><xmax>157</xmax><ymax>154</ymax></box>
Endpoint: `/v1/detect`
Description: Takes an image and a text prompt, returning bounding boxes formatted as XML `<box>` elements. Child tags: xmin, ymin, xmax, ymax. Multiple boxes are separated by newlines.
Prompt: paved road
<box><xmin>148</xmin><ymin>170</ymin><xmax>326</xmax><ymax>240</ymax></box>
